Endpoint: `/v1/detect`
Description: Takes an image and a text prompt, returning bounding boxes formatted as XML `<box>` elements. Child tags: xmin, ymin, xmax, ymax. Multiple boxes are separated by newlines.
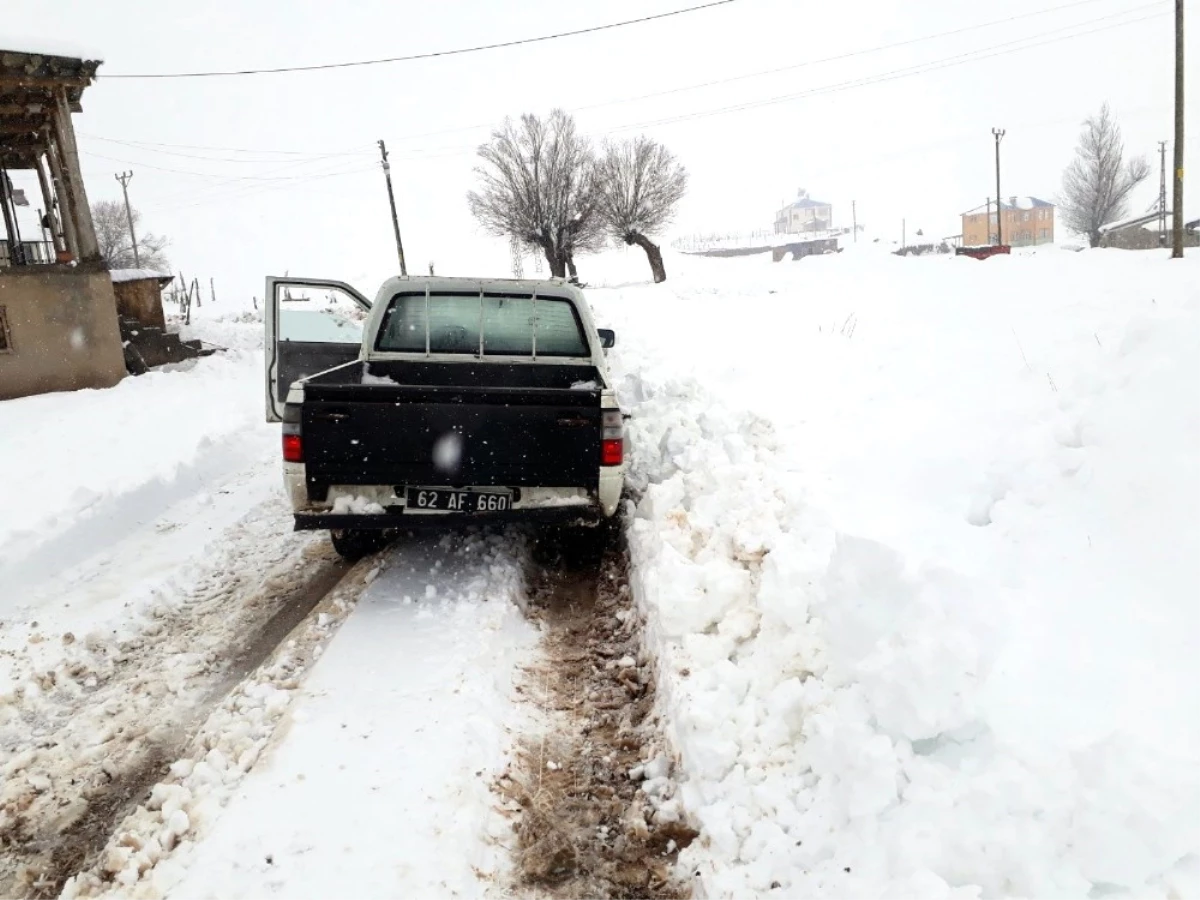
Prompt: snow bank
<box><xmin>0</xmin><ymin>312</ymin><xmax>266</xmax><ymax>560</ymax></box>
<box><xmin>595</xmin><ymin>248</ymin><xmax>1200</xmax><ymax>898</ymax></box>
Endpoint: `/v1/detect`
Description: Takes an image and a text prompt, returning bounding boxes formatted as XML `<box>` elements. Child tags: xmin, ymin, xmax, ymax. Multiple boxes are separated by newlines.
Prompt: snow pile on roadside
<box><xmin>603</xmin><ymin>251</ymin><xmax>1200</xmax><ymax>898</ymax></box>
<box><xmin>625</xmin><ymin>378</ymin><xmax>1196</xmax><ymax>898</ymax></box>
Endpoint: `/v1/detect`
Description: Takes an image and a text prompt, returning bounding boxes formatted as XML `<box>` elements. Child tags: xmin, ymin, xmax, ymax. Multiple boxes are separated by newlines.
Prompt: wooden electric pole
<box><xmin>1171</xmin><ymin>0</ymin><xmax>1184</xmax><ymax>258</ymax></box>
<box><xmin>852</xmin><ymin>200</ymin><xmax>857</xmax><ymax>241</ymax></box>
<box><xmin>992</xmin><ymin>128</ymin><xmax>1006</xmax><ymax>246</ymax></box>
<box><xmin>115</xmin><ymin>171</ymin><xmax>139</xmax><ymax>267</ymax></box>
<box><xmin>378</xmin><ymin>140</ymin><xmax>408</xmax><ymax>276</ymax></box>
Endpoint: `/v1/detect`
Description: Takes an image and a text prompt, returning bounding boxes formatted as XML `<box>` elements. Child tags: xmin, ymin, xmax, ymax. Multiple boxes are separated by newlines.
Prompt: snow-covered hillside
<box><xmin>589</xmin><ymin>246</ymin><xmax>1199</xmax><ymax>898</ymax></box>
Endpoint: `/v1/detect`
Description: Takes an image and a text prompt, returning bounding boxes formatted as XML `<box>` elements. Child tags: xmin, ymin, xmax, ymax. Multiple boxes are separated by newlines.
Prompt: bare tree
<box><xmin>596</xmin><ymin>136</ymin><xmax>687</xmax><ymax>283</ymax></box>
<box><xmin>1060</xmin><ymin>104</ymin><xmax>1151</xmax><ymax>247</ymax></box>
<box><xmin>92</xmin><ymin>199</ymin><xmax>170</xmax><ymax>270</ymax></box>
<box><xmin>467</xmin><ymin>110</ymin><xmax>603</xmax><ymax>280</ymax></box>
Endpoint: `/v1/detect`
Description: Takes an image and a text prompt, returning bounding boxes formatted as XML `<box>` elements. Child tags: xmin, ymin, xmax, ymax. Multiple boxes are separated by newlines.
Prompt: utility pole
<box><xmin>992</xmin><ymin>128</ymin><xmax>1006</xmax><ymax>246</ymax></box>
<box><xmin>378</xmin><ymin>140</ymin><xmax>408</xmax><ymax>276</ymax></box>
<box><xmin>115</xmin><ymin>171</ymin><xmax>140</xmax><ymax>267</ymax></box>
<box><xmin>902</xmin><ymin>218</ymin><xmax>906</xmax><ymax>251</ymax></box>
<box><xmin>1158</xmin><ymin>140</ymin><xmax>1169</xmax><ymax>244</ymax></box>
<box><xmin>1171</xmin><ymin>0</ymin><xmax>1184</xmax><ymax>258</ymax></box>
<box><xmin>852</xmin><ymin>200</ymin><xmax>857</xmax><ymax>242</ymax></box>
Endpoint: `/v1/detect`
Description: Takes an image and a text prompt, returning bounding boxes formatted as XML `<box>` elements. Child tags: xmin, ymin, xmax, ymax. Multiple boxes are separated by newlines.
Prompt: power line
<box><xmin>130</xmin><ymin>153</ymin><xmax>380</xmax><ymax>209</ymax></box>
<box><xmin>103</xmin><ymin>0</ymin><xmax>738</xmax><ymax>79</ymax></box>
<box><xmin>80</xmin><ymin>148</ymin><xmax>374</xmax><ymax>180</ymax></box>
<box><xmin>568</xmin><ymin>0</ymin><xmax>1131</xmax><ymax>117</ymax></box>
<box><xmin>77</xmin><ymin>134</ymin><xmax>372</xmax><ymax>163</ymax></box>
<box><xmin>305</xmin><ymin>4</ymin><xmax>1170</xmax><ymax>163</ymax></box>
<box><xmin>94</xmin><ymin>1</ymin><xmax>1170</xmax><ymax>217</ymax></box>
<box><xmin>287</xmin><ymin>0</ymin><xmax>1134</xmax><ymax>148</ymax></box>
<box><xmin>80</xmin><ymin>0</ymin><xmax>1148</xmax><ymax>154</ymax></box>
<box><xmin>604</xmin><ymin>4</ymin><xmax>1168</xmax><ymax>133</ymax></box>
<box><xmin>79</xmin><ymin>134</ymin><xmax>371</xmax><ymax>156</ymax></box>
<box><xmin>143</xmin><ymin>165</ymin><xmax>379</xmax><ymax>214</ymax></box>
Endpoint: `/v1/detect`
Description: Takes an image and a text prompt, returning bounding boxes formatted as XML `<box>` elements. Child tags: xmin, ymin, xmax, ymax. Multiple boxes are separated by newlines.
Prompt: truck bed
<box><xmin>298</xmin><ymin>360</ymin><xmax>605</xmax><ymax>489</ymax></box>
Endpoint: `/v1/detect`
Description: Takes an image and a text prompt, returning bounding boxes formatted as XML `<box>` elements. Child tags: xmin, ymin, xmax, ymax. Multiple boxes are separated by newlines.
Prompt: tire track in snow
<box><xmin>0</xmin><ymin>494</ymin><xmax>354</xmax><ymax>898</ymax></box>
<box><xmin>68</xmin><ymin>530</ymin><xmax>536</xmax><ymax>900</ymax></box>
<box><xmin>501</xmin><ymin>526</ymin><xmax>697</xmax><ymax>899</ymax></box>
<box><xmin>55</xmin><ymin>556</ymin><xmax>384</xmax><ymax>899</ymax></box>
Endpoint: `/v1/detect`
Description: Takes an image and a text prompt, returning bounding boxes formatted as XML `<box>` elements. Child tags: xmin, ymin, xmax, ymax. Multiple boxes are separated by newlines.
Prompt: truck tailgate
<box><xmin>301</xmin><ymin>381</ymin><xmax>603</xmax><ymax>488</ymax></box>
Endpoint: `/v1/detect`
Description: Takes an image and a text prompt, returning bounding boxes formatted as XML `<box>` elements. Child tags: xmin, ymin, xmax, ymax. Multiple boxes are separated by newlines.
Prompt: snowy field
<box><xmin>1</xmin><ymin>244</ymin><xmax>1196</xmax><ymax>899</ymax></box>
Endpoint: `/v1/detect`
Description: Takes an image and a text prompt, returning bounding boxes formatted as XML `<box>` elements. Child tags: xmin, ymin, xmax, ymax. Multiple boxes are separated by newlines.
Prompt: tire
<box><xmin>533</xmin><ymin>518</ymin><xmax>617</xmax><ymax>570</ymax></box>
<box><xmin>329</xmin><ymin>528</ymin><xmax>391</xmax><ymax>561</ymax></box>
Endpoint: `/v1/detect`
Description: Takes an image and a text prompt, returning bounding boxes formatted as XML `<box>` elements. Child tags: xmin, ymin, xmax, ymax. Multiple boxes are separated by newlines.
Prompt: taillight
<box><xmin>283</xmin><ymin>433</ymin><xmax>304</xmax><ymax>462</ymax></box>
<box><xmin>601</xmin><ymin>409</ymin><xmax>624</xmax><ymax>466</ymax></box>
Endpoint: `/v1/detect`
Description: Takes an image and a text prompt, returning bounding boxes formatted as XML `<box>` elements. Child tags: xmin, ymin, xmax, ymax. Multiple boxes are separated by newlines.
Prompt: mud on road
<box><xmin>502</xmin><ymin>527</ymin><xmax>697</xmax><ymax>900</ymax></box>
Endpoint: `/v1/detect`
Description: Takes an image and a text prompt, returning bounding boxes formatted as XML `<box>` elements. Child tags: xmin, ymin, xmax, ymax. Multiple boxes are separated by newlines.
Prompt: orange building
<box><xmin>961</xmin><ymin>196</ymin><xmax>1055</xmax><ymax>247</ymax></box>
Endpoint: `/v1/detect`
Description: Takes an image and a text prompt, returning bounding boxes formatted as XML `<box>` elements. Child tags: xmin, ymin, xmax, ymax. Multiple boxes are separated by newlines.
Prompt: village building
<box><xmin>0</xmin><ymin>42</ymin><xmax>129</xmax><ymax>401</ymax></box>
<box><xmin>960</xmin><ymin>196</ymin><xmax>1055</xmax><ymax>248</ymax></box>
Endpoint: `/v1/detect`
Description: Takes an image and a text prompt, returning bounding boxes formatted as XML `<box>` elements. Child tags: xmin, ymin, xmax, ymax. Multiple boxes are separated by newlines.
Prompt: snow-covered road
<box><xmin>105</xmin><ymin>534</ymin><xmax>538</xmax><ymax>900</ymax></box>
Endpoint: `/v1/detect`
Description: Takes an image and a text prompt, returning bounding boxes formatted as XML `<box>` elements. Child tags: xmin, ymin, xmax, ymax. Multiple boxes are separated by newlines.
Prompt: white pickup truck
<box><xmin>264</xmin><ymin>275</ymin><xmax>628</xmax><ymax>558</ymax></box>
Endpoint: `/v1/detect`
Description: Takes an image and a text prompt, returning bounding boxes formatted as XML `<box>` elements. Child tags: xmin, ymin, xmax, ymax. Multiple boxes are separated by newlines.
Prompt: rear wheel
<box><xmin>329</xmin><ymin>529</ymin><xmax>391</xmax><ymax>561</ymax></box>
<box><xmin>532</xmin><ymin>518</ymin><xmax>619</xmax><ymax>570</ymax></box>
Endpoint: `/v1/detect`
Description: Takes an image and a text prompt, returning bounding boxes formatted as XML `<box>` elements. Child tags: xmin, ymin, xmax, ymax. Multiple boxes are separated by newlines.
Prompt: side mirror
<box><xmin>597</xmin><ymin>328</ymin><xmax>616</xmax><ymax>350</ymax></box>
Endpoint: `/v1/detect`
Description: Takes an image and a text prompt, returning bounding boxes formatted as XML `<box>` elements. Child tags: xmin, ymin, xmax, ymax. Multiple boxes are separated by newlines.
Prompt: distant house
<box><xmin>961</xmin><ymin>196</ymin><xmax>1055</xmax><ymax>247</ymax></box>
<box><xmin>775</xmin><ymin>190</ymin><xmax>832</xmax><ymax>235</ymax></box>
<box><xmin>1099</xmin><ymin>211</ymin><xmax>1200</xmax><ymax>250</ymax></box>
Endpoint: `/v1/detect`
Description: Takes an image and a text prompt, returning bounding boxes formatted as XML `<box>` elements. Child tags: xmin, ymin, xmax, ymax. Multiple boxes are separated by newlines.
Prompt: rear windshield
<box><xmin>375</xmin><ymin>292</ymin><xmax>589</xmax><ymax>357</ymax></box>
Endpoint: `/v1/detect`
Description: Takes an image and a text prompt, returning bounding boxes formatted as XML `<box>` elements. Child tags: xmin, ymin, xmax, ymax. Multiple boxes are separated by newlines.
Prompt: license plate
<box><xmin>404</xmin><ymin>487</ymin><xmax>511</xmax><ymax>513</ymax></box>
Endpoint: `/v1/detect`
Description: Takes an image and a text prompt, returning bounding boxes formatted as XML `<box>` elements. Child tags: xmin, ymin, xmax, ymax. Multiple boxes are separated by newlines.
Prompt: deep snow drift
<box><xmin>587</xmin><ymin>245</ymin><xmax>1199</xmax><ymax>899</ymax></box>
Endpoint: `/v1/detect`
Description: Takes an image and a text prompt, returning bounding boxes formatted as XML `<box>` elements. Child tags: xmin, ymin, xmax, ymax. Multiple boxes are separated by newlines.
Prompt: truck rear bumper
<box><xmin>294</xmin><ymin>506</ymin><xmax>603</xmax><ymax>531</ymax></box>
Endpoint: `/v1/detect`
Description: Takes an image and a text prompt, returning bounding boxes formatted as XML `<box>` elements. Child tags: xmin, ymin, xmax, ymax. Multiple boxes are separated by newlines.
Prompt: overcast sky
<box><xmin>5</xmin><ymin>0</ymin><xmax>1196</xmax><ymax>299</ymax></box>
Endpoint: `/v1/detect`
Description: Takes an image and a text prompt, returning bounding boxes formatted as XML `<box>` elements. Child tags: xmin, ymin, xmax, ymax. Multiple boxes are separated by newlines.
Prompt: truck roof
<box><xmin>374</xmin><ymin>275</ymin><xmax>586</xmax><ymax>302</ymax></box>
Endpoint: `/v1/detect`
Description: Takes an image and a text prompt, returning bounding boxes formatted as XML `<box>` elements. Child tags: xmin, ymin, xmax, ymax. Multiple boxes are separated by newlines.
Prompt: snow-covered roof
<box><xmin>962</xmin><ymin>196</ymin><xmax>1054</xmax><ymax>216</ymax></box>
<box><xmin>109</xmin><ymin>268</ymin><xmax>173</xmax><ymax>284</ymax></box>
<box><xmin>1098</xmin><ymin>211</ymin><xmax>1163</xmax><ymax>234</ymax></box>
<box><xmin>1007</xmin><ymin>196</ymin><xmax>1053</xmax><ymax>210</ymax></box>
<box><xmin>0</xmin><ymin>34</ymin><xmax>104</xmax><ymax>62</ymax></box>
<box><xmin>780</xmin><ymin>197</ymin><xmax>830</xmax><ymax>211</ymax></box>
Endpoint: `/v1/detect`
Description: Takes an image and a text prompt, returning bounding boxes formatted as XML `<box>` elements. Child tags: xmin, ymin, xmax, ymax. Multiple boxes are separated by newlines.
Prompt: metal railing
<box><xmin>0</xmin><ymin>240</ymin><xmax>56</xmax><ymax>268</ymax></box>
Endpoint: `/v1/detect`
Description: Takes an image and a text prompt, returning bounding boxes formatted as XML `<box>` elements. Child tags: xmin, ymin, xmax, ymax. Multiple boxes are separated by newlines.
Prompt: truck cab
<box><xmin>264</xmin><ymin>275</ymin><xmax>626</xmax><ymax>558</ymax></box>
